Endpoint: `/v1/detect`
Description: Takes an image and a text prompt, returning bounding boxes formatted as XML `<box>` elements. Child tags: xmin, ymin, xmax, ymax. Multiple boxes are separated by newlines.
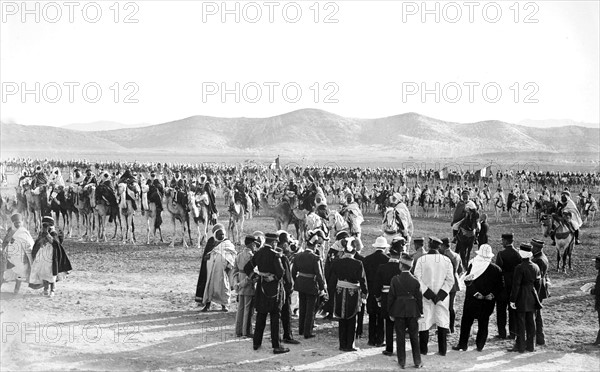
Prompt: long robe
<box><xmin>414</xmin><ymin>251</ymin><xmax>455</xmax><ymax>331</ymax></box>
<box><xmin>29</xmin><ymin>233</ymin><xmax>72</xmax><ymax>288</ymax></box>
<box><xmin>202</xmin><ymin>239</ymin><xmax>237</xmax><ymax>306</ymax></box>
<box><xmin>2</xmin><ymin>227</ymin><xmax>34</xmax><ymax>282</ymax></box>
<box><xmin>195</xmin><ymin>237</ymin><xmax>217</xmax><ymax>303</ymax></box>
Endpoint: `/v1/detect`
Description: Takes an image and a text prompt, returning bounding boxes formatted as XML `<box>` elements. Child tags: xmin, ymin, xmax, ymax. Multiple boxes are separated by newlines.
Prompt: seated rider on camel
<box><xmin>118</xmin><ymin>169</ymin><xmax>139</xmax><ymax>210</ymax></box>
<box><xmin>170</xmin><ymin>170</ymin><xmax>189</xmax><ymax>211</ymax></box>
<box><xmin>231</xmin><ymin>177</ymin><xmax>249</xmax><ymax>216</ymax></box>
<box><xmin>146</xmin><ymin>171</ymin><xmax>164</xmax><ymax>212</ymax></box>
<box><xmin>96</xmin><ymin>171</ymin><xmax>119</xmax><ymax>222</ymax></box>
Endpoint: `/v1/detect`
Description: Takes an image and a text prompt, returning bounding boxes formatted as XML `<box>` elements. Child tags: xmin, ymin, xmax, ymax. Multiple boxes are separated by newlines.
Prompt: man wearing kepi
<box><xmin>1</xmin><ymin>213</ymin><xmax>34</xmax><ymax>294</ymax></box>
<box><xmin>531</xmin><ymin>238</ymin><xmax>550</xmax><ymax>346</ymax></box>
<box><xmin>495</xmin><ymin>232</ymin><xmax>521</xmax><ymax>340</ymax></box>
<box><xmin>244</xmin><ymin>233</ymin><xmax>289</xmax><ymax>354</ymax></box>
<box><xmin>328</xmin><ymin>237</ymin><xmax>368</xmax><ymax>352</ymax></box>
<box><xmin>388</xmin><ymin>252</ymin><xmax>423</xmax><ymax>369</ymax></box>
<box><xmin>29</xmin><ymin>216</ymin><xmax>72</xmax><ymax>296</ymax></box>
<box><xmin>292</xmin><ymin>229</ymin><xmax>327</xmax><ymax>339</ymax></box>
<box><xmin>374</xmin><ymin>236</ymin><xmax>404</xmax><ymax>356</ymax></box>
<box><xmin>413</xmin><ymin>237</ymin><xmax>454</xmax><ymax>356</ymax></box>
<box><xmin>508</xmin><ymin>243</ymin><xmax>542</xmax><ymax>353</ymax></box>
<box><xmin>452</xmin><ymin>244</ymin><xmax>503</xmax><ymax>352</ymax></box>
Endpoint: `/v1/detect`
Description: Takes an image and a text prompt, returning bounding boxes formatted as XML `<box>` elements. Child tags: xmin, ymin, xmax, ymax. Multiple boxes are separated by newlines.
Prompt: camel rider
<box><xmin>555</xmin><ymin>191</ymin><xmax>582</xmax><ymax>245</ymax></box>
<box><xmin>118</xmin><ymin>169</ymin><xmax>138</xmax><ymax>210</ymax></box>
<box><xmin>341</xmin><ymin>192</ymin><xmax>364</xmax><ymax>240</ymax></box>
<box><xmin>146</xmin><ymin>171</ymin><xmax>164</xmax><ymax>212</ymax></box>
<box><xmin>526</xmin><ymin>185</ymin><xmax>536</xmax><ymax>204</ymax></box>
<box><xmin>204</xmin><ymin>177</ymin><xmax>218</xmax><ymax>225</ymax></box>
<box><xmin>96</xmin><ymin>171</ymin><xmax>119</xmax><ymax>222</ymax></box>
<box><xmin>232</xmin><ymin>177</ymin><xmax>248</xmax><ymax>214</ymax></box>
<box><xmin>18</xmin><ymin>170</ymin><xmax>30</xmax><ymax>195</ymax></box>
<box><xmin>48</xmin><ymin>167</ymin><xmax>65</xmax><ymax>205</ymax></box>
<box><xmin>170</xmin><ymin>170</ymin><xmax>188</xmax><ymax>209</ymax></box>
<box><xmin>82</xmin><ymin>168</ymin><xmax>97</xmax><ymax>187</ymax></box>
<box><xmin>451</xmin><ymin>190</ymin><xmax>470</xmax><ymax>239</ymax></box>
<box><xmin>71</xmin><ymin>168</ymin><xmax>85</xmax><ymax>186</ymax></box>
<box><xmin>493</xmin><ymin>186</ymin><xmax>506</xmax><ymax>211</ymax></box>
<box><xmin>31</xmin><ymin>165</ymin><xmax>48</xmax><ymax>190</ymax></box>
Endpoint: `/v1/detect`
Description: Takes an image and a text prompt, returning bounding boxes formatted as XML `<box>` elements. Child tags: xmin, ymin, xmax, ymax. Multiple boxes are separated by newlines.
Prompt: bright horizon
<box><xmin>1</xmin><ymin>1</ymin><xmax>599</xmax><ymax>128</ymax></box>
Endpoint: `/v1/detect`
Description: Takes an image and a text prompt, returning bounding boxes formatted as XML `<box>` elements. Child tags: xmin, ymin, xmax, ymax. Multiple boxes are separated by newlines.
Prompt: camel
<box><xmin>140</xmin><ymin>184</ymin><xmax>163</xmax><ymax>245</ymax></box>
<box><xmin>74</xmin><ymin>185</ymin><xmax>95</xmax><ymax>241</ymax></box>
<box><xmin>227</xmin><ymin>191</ymin><xmax>245</xmax><ymax>245</ymax></box>
<box><xmin>164</xmin><ymin>188</ymin><xmax>191</xmax><ymax>248</ymax></box>
<box><xmin>259</xmin><ymin>195</ymin><xmax>303</xmax><ymax>241</ymax></box>
<box><xmin>89</xmin><ymin>185</ymin><xmax>121</xmax><ymax>242</ymax></box>
<box><xmin>188</xmin><ymin>190</ymin><xmax>213</xmax><ymax>248</ymax></box>
<box><xmin>118</xmin><ymin>182</ymin><xmax>140</xmax><ymax>244</ymax></box>
<box><xmin>0</xmin><ymin>195</ymin><xmax>18</xmax><ymax>230</ymax></box>
<box><xmin>22</xmin><ymin>181</ymin><xmax>42</xmax><ymax>233</ymax></box>
<box><xmin>62</xmin><ymin>186</ymin><xmax>79</xmax><ymax>238</ymax></box>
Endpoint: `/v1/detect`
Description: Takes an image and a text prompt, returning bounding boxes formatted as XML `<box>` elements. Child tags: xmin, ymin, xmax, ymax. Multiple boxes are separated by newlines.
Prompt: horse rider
<box><xmin>170</xmin><ymin>170</ymin><xmax>189</xmax><ymax>210</ymax></box>
<box><xmin>555</xmin><ymin>191</ymin><xmax>582</xmax><ymax>245</ymax></box>
<box><xmin>584</xmin><ymin>193</ymin><xmax>598</xmax><ymax>216</ymax></box>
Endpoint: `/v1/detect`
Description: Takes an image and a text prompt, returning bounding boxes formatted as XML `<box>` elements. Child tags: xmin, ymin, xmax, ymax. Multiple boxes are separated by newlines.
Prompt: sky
<box><xmin>1</xmin><ymin>0</ymin><xmax>599</xmax><ymax>127</ymax></box>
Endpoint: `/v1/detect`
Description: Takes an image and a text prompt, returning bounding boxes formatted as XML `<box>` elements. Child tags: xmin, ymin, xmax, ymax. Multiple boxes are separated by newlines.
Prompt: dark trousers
<box><xmin>339</xmin><ymin>316</ymin><xmax>357</xmax><ymax>350</ymax></box>
<box><xmin>535</xmin><ymin>308</ymin><xmax>545</xmax><ymax>345</ymax></box>
<box><xmin>367</xmin><ymin>300</ymin><xmax>384</xmax><ymax>344</ymax></box>
<box><xmin>457</xmin><ymin>305</ymin><xmax>491</xmax><ymax>350</ymax></box>
<box><xmin>395</xmin><ymin>317</ymin><xmax>421</xmax><ymax>367</ymax></box>
<box><xmin>515</xmin><ymin>311</ymin><xmax>536</xmax><ymax>352</ymax></box>
<box><xmin>449</xmin><ymin>291</ymin><xmax>457</xmax><ymax>333</ymax></box>
<box><xmin>280</xmin><ymin>295</ymin><xmax>293</xmax><ymax>340</ymax></box>
<box><xmin>356</xmin><ymin>303</ymin><xmax>365</xmax><ymax>338</ymax></box>
<box><xmin>253</xmin><ymin>310</ymin><xmax>281</xmax><ymax>349</ymax></box>
<box><xmin>496</xmin><ymin>298</ymin><xmax>516</xmax><ymax>338</ymax></box>
<box><xmin>419</xmin><ymin>330</ymin><xmax>429</xmax><ymax>354</ymax></box>
<box><xmin>383</xmin><ymin>312</ymin><xmax>395</xmax><ymax>352</ymax></box>
<box><xmin>298</xmin><ymin>292</ymin><xmax>317</xmax><ymax>337</ymax></box>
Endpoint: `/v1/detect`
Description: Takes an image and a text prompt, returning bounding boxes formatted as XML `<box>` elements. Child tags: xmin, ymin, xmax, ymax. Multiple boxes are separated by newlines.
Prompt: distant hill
<box><xmin>2</xmin><ymin>110</ymin><xmax>598</xmax><ymax>162</ymax></box>
<box><xmin>519</xmin><ymin>119</ymin><xmax>599</xmax><ymax>129</ymax></box>
<box><xmin>62</xmin><ymin>121</ymin><xmax>149</xmax><ymax>131</ymax></box>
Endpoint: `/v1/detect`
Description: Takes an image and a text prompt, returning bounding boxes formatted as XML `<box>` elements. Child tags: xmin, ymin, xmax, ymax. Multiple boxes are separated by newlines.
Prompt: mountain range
<box><xmin>1</xmin><ymin>109</ymin><xmax>598</xmax><ymax>162</ymax></box>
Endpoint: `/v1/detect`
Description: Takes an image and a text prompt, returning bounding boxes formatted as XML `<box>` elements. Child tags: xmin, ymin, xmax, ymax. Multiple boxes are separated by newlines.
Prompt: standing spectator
<box><xmin>531</xmin><ymin>238</ymin><xmax>550</xmax><ymax>346</ymax></box>
<box><xmin>590</xmin><ymin>256</ymin><xmax>600</xmax><ymax>345</ymax></box>
<box><xmin>374</xmin><ymin>237</ymin><xmax>404</xmax><ymax>356</ymax></box>
<box><xmin>234</xmin><ymin>236</ymin><xmax>258</xmax><ymax>338</ymax></box>
<box><xmin>414</xmin><ymin>237</ymin><xmax>454</xmax><ymax>356</ymax></box>
<box><xmin>1</xmin><ymin>213</ymin><xmax>34</xmax><ymax>294</ymax></box>
<box><xmin>244</xmin><ymin>233</ymin><xmax>290</xmax><ymax>354</ymax></box>
<box><xmin>452</xmin><ymin>244</ymin><xmax>503</xmax><ymax>352</ymax></box>
<box><xmin>410</xmin><ymin>237</ymin><xmax>426</xmax><ymax>274</ymax></box>
<box><xmin>508</xmin><ymin>243</ymin><xmax>542</xmax><ymax>353</ymax></box>
<box><xmin>478</xmin><ymin>214</ymin><xmax>489</xmax><ymax>247</ymax></box>
<box><xmin>328</xmin><ymin>237</ymin><xmax>368</xmax><ymax>352</ymax></box>
<box><xmin>440</xmin><ymin>237</ymin><xmax>464</xmax><ymax>333</ymax></box>
<box><xmin>495</xmin><ymin>233</ymin><xmax>521</xmax><ymax>340</ymax></box>
<box><xmin>388</xmin><ymin>253</ymin><xmax>423</xmax><ymax>369</ymax></box>
<box><xmin>363</xmin><ymin>236</ymin><xmax>390</xmax><ymax>346</ymax></box>
<box><xmin>292</xmin><ymin>230</ymin><xmax>327</xmax><ymax>339</ymax></box>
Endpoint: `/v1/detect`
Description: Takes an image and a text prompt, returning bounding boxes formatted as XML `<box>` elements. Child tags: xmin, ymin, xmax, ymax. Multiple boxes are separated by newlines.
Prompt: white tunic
<box><xmin>414</xmin><ymin>252</ymin><xmax>455</xmax><ymax>331</ymax></box>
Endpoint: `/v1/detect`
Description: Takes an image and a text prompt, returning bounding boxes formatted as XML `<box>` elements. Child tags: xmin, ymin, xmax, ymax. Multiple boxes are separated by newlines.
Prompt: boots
<box><xmin>575</xmin><ymin>229</ymin><xmax>581</xmax><ymax>245</ymax></box>
<box><xmin>419</xmin><ymin>331</ymin><xmax>429</xmax><ymax>355</ymax></box>
<box><xmin>437</xmin><ymin>327</ymin><xmax>448</xmax><ymax>356</ymax></box>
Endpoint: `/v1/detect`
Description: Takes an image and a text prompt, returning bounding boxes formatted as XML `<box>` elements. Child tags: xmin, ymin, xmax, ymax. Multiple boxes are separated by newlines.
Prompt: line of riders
<box><xmin>4</xmin><ymin>164</ymin><xmax>594</xmax><ymax>252</ymax></box>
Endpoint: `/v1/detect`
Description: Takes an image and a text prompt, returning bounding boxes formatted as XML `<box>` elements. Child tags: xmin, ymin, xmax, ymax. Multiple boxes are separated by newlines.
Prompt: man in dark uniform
<box><xmin>495</xmin><ymin>233</ymin><xmax>521</xmax><ymax>339</ymax></box>
<box><xmin>508</xmin><ymin>243</ymin><xmax>542</xmax><ymax>353</ymax></box>
<box><xmin>531</xmin><ymin>238</ymin><xmax>549</xmax><ymax>346</ymax></box>
<box><xmin>375</xmin><ymin>237</ymin><xmax>404</xmax><ymax>356</ymax></box>
<box><xmin>328</xmin><ymin>237</ymin><xmax>368</xmax><ymax>352</ymax></box>
<box><xmin>410</xmin><ymin>237</ymin><xmax>426</xmax><ymax>274</ymax></box>
<box><xmin>275</xmin><ymin>233</ymin><xmax>300</xmax><ymax>345</ymax></box>
<box><xmin>362</xmin><ymin>236</ymin><xmax>390</xmax><ymax>346</ymax></box>
<box><xmin>292</xmin><ymin>230</ymin><xmax>327</xmax><ymax>339</ymax></box>
<box><xmin>452</xmin><ymin>244</ymin><xmax>503</xmax><ymax>352</ymax></box>
<box><xmin>244</xmin><ymin>233</ymin><xmax>290</xmax><ymax>354</ymax></box>
<box><xmin>388</xmin><ymin>252</ymin><xmax>423</xmax><ymax>369</ymax></box>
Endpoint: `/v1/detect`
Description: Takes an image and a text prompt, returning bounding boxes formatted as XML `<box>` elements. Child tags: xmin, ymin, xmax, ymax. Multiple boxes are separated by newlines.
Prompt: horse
<box><xmin>188</xmin><ymin>189</ymin><xmax>211</xmax><ymax>247</ymax></box>
<box><xmin>541</xmin><ymin>212</ymin><xmax>575</xmax><ymax>272</ymax></box>
<box><xmin>433</xmin><ymin>192</ymin><xmax>443</xmax><ymax>218</ymax></box>
<box><xmin>455</xmin><ymin>208</ymin><xmax>480</xmax><ymax>269</ymax></box>
<box><xmin>140</xmin><ymin>184</ymin><xmax>163</xmax><ymax>245</ymax></box>
<box><xmin>164</xmin><ymin>188</ymin><xmax>191</xmax><ymax>248</ymax></box>
<box><xmin>493</xmin><ymin>196</ymin><xmax>505</xmax><ymax>223</ymax></box>
<box><xmin>511</xmin><ymin>198</ymin><xmax>528</xmax><ymax>224</ymax></box>
<box><xmin>582</xmin><ymin>199</ymin><xmax>598</xmax><ymax>227</ymax></box>
<box><xmin>260</xmin><ymin>195</ymin><xmax>303</xmax><ymax>241</ymax></box>
<box><xmin>227</xmin><ymin>190</ymin><xmax>245</xmax><ymax>245</ymax></box>
<box><xmin>117</xmin><ymin>182</ymin><xmax>140</xmax><ymax>244</ymax></box>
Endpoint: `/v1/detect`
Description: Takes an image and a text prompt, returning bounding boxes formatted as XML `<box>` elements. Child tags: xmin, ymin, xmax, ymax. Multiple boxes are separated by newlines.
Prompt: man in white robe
<box><xmin>1</xmin><ymin>213</ymin><xmax>34</xmax><ymax>294</ymax></box>
<box><xmin>202</xmin><ymin>226</ymin><xmax>237</xmax><ymax>311</ymax></box>
<box><xmin>414</xmin><ymin>237</ymin><xmax>455</xmax><ymax>356</ymax></box>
